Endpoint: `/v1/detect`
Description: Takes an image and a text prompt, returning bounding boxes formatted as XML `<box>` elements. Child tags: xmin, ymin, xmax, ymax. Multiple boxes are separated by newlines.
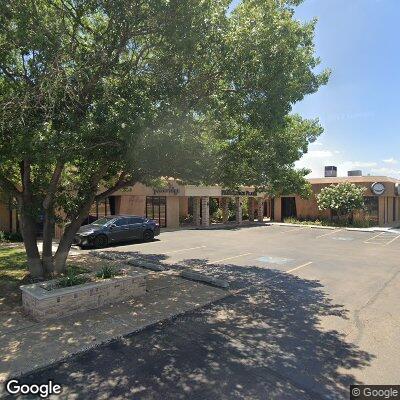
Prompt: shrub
<box><xmin>0</xmin><ymin>231</ymin><xmax>7</xmax><ymax>242</ymax></box>
<box><xmin>58</xmin><ymin>271</ymin><xmax>90</xmax><ymax>288</ymax></box>
<box><xmin>96</xmin><ymin>265</ymin><xmax>119</xmax><ymax>279</ymax></box>
<box><xmin>317</xmin><ymin>182</ymin><xmax>366</xmax><ymax>219</ymax></box>
<box><xmin>6</xmin><ymin>232</ymin><xmax>23</xmax><ymax>242</ymax></box>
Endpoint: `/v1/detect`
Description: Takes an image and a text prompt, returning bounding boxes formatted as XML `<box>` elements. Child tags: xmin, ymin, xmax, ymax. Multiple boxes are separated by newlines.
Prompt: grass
<box><xmin>0</xmin><ymin>246</ymin><xmax>92</xmax><ymax>307</ymax></box>
<box><xmin>0</xmin><ymin>246</ymin><xmax>29</xmax><ymax>309</ymax></box>
<box><xmin>283</xmin><ymin>217</ymin><xmax>376</xmax><ymax>228</ymax></box>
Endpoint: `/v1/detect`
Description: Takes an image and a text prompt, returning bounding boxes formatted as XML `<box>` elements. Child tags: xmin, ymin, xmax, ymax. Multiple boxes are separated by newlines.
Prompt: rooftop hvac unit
<box><xmin>348</xmin><ymin>170</ymin><xmax>362</xmax><ymax>177</ymax></box>
<box><xmin>324</xmin><ymin>166</ymin><xmax>337</xmax><ymax>178</ymax></box>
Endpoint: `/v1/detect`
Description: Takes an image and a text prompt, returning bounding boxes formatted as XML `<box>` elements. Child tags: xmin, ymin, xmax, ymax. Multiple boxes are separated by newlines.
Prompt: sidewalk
<box><xmin>162</xmin><ymin>220</ymin><xmax>270</xmax><ymax>233</ymax></box>
<box><xmin>269</xmin><ymin>221</ymin><xmax>399</xmax><ymax>233</ymax></box>
<box><xmin>0</xmin><ymin>269</ymin><xmax>228</xmax><ymax>385</ymax></box>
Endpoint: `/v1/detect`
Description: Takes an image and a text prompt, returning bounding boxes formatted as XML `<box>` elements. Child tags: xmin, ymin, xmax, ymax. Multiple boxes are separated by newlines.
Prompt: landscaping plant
<box><xmin>316</xmin><ymin>182</ymin><xmax>366</xmax><ymax>223</ymax></box>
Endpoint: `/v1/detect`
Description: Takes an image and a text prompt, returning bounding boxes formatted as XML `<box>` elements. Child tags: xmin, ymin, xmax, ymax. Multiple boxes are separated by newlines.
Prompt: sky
<box><xmin>230</xmin><ymin>0</ymin><xmax>400</xmax><ymax>178</ymax></box>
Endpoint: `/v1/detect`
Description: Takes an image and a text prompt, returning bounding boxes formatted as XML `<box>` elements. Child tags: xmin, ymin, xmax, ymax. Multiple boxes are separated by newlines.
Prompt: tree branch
<box><xmin>43</xmin><ymin>161</ymin><xmax>65</xmax><ymax>210</ymax></box>
<box><xmin>95</xmin><ymin>172</ymin><xmax>140</xmax><ymax>202</ymax></box>
<box><xmin>0</xmin><ymin>174</ymin><xmax>22</xmax><ymax>200</ymax></box>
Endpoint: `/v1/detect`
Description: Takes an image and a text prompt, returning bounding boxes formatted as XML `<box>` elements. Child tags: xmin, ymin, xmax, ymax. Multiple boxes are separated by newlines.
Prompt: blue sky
<box><xmin>230</xmin><ymin>0</ymin><xmax>400</xmax><ymax>178</ymax></box>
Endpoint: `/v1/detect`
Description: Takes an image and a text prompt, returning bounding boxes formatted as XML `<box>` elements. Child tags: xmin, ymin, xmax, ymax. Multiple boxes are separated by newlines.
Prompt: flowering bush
<box><xmin>317</xmin><ymin>182</ymin><xmax>366</xmax><ymax>218</ymax></box>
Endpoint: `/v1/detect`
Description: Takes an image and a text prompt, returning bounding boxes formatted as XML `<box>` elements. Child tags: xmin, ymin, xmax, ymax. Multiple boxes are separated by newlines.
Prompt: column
<box><xmin>221</xmin><ymin>197</ymin><xmax>229</xmax><ymax>224</ymax></box>
<box><xmin>235</xmin><ymin>196</ymin><xmax>242</xmax><ymax>224</ymax></box>
<box><xmin>193</xmin><ymin>197</ymin><xmax>201</xmax><ymax>226</ymax></box>
<box><xmin>257</xmin><ymin>198</ymin><xmax>264</xmax><ymax>222</ymax></box>
<box><xmin>248</xmin><ymin>197</ymin><xmax>255</xmax><ymax>222</ymax></box>
<box><xmin>201</xmin><ymin>196</ymin><xmax>210</xmax><ymax>226</ymax></box>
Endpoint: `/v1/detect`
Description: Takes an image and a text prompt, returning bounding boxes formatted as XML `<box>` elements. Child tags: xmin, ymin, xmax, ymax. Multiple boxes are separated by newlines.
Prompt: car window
<box><xmin>129</xmin><ymin>217</ymin><xmax>144</xmax><ymax>224</ymax></box>
<box><xmin>92</xmin><ymin>217</ymin><xmax>113</xmax><ymax>226</ymax></box>
<box><xmin>114</xmin><ymin>217</ymin><xmax>130</xmax><ymax>226</ymax></box>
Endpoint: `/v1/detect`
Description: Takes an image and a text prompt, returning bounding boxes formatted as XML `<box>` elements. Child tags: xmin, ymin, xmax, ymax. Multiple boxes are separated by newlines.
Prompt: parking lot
<box><xmin>20</xmin><ymin>225</ymin><xmax>400</xmax><ymax>399</ymax></box>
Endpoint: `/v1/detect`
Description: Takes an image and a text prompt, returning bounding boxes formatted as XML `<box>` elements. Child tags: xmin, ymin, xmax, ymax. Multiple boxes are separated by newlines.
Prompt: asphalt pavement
<box><xmin>7</xmin><ymin>225</ymin><xmax>400</xmax><ymax>399</ymax></box>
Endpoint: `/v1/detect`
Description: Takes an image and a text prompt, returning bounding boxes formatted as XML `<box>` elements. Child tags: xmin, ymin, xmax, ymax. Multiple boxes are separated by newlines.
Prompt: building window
<box><xmin>364</xmin><ymin>196</ymin><xmax>379</xmax><ymax>223</ymax></box>
<box><xmin>146</xmin><ymin>196</ymin><xmax>167</xmax><ymax>227</ymax></box>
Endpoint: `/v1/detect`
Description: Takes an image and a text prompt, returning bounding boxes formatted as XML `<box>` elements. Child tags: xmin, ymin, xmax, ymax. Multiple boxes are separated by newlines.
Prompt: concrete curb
<box><xmin>270</xmin><ymin>222</ymin><xmax>336</xmax><ymax>230</ymax></box>
<box><xmin>269</xmin><ymin>222</ymin><xmax>389</xmax><ymax>232</ymax></box>
<box><xmin>180</xmin><ymin>270</ymin><xmax>230</xmax><ymax>289</ymax></box>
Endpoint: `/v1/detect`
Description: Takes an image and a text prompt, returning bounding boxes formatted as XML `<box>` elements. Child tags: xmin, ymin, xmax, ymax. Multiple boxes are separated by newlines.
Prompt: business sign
<box><xmin>371</xmin><ymin>182</ymin><xmax>386</xmax><ymax>196</ymax></box>
<box><xmin>153</xmin><ymin>185</ymin><xmax>179</xmax><ymax>195</ymax></box>
<box><xmin>221</xmin><ymin>189</ymin><xmax>257</xmax><ymax>196</ymax></box>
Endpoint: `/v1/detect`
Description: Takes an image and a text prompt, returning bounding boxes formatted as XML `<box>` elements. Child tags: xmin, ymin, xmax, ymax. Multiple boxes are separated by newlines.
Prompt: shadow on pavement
<box><xmin>14</xmin><ymin>255</ymin><xmax>374</xmax><ymax>400</ymax></box>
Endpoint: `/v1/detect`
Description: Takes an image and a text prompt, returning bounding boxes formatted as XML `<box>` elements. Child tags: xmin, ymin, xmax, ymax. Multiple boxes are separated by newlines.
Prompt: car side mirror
<box><xmin>110</xmin><ymin>224</ymin><xmax>117</xmax><ymax>229</ymax></box>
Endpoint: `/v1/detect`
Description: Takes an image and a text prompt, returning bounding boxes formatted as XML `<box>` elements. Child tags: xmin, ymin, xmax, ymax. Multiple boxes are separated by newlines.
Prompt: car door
<box><xmin>128</xmin><ymin>217</ymin><xmax>145</xmax><ymax>239</ymax></box>
<box><xmin>109</xmin><ymin>217</ymin><xmax>130</xmax><ymax>243</ymax></box>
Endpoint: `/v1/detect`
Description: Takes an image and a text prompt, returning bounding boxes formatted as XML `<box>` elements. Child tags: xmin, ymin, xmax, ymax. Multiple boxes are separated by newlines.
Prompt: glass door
<box><xmin>146</xmin><ymin>196</ymin><xmax>167</xmax><ymax>227</ymax></box>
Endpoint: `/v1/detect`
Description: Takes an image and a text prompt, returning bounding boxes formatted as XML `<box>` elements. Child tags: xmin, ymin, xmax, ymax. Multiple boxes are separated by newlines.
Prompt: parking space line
<box><xmin>286</xmin><ymin>262</ymin><xmax>313</xmax><ymax>274</ymax></box>
<box><xmin>207</xmin><ymin>253</ymin><xmax>252</xmax><ymax>265</ymax></box>
<box><xmin>164</xmin><ymin>246</ymin><xmax>206</xmax><ymax>254</ymax></box>
<box><xmin>385</xmin><ymin>234</ymin><xmax>400</xmax><ymax>246</ymax></box>
<box><xmin>316</xmin><ymin>229</ymin><xmax>344</xmax><ymax>239</ymax></box>
<box><xmin>364</xmin><ymin>232</ymin><xmax>385</xmax><ymax>244</ymax></box>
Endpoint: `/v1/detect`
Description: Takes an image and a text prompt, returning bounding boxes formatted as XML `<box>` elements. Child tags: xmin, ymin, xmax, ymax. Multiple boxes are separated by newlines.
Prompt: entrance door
<box><xmin>146</xmin><ymin>196</ymin><xmax>167</xmax><ymax>227</ymax></box>
<box><xmin>281</xmin><ymin>197</ymin><xmax>297</xmax><ymax>219</ymax></box>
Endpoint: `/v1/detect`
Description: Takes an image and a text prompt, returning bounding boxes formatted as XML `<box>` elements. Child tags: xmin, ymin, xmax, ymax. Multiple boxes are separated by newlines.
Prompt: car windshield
<box><xmin>91</xmin><ymin>217</ymin><xmax>113</xmax><ymax>226</ymax></box>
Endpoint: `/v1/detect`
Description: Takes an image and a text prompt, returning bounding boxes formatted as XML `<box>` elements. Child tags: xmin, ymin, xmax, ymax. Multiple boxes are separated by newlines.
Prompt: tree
<box><xmin>317</xmin><ymin>182</ymin><xmax>366</xmax><ymax>221</ymax></box>
<box><xmin>0</xmin><ymin>0</ymin><xmax>329</xmax><ymax>278</ymax></box>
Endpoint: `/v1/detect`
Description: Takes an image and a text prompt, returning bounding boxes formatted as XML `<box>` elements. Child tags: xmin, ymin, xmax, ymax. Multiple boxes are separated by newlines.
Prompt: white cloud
<box><xmin>383</xmin><ymin>158</ymin><xmax>398</xmax><ymax>164</ymax></box>
<box><xmin>370</xmin><ymin>167</ymin><xmax>400</xmax><ymax>176</ymax></box>
<box><xmin>296</xmin><ymin>146</ymin><xmax>400</xmax><ymax>179</ymax></box>
<box><xmin>306</xmin><ymin>150</ymin><xmax>334</xmax><ymax>158</ymax></box>
<box><xmin>343</xmin><ymin>161</ymin><xmax>378</xmax><ymax>168</ymax></box>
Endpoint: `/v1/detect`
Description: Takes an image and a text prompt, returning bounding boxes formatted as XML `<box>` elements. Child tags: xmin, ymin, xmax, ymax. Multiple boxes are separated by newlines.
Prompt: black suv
<box><xmin>74</xmin><ymin>215</ymin><xmax>160</xmax><ymax>248</ymax></box>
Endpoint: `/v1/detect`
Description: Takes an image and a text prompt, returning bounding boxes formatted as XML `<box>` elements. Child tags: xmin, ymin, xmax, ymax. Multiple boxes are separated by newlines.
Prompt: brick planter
<box><xmin>20</xmin><ymin>271</ymin><xmax>147</xmax><ymax>321</ymax></box>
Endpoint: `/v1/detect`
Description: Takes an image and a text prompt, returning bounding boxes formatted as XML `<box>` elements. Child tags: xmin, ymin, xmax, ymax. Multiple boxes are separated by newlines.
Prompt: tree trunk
<box><xmin>52</xmin><ymin>166</ymin><xmax>129</xmax><ymax>274</ymax></box>
<box><xmin>53</xmin><ymin>207</ymin><xmax>94</xmax><ymax>274</ymax></box>
<box><xmin>42</xmin><ymin>211</ymin><xmax>55</xmax><ymax>276</ymax></box>
<box><xmin>19</xmin><ymin>211</ymin><xmax>43</xmax><ymax>279</ymax></box>
<box><xmin>41</xmin><ymin>161</ymin><xmax>64</xmax><ymax>276</ymax></box>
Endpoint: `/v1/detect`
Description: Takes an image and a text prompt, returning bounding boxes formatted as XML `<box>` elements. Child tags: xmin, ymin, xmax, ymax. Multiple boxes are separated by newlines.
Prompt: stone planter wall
<box><xmin>20</xmin><ymin>272</ymin><xmax>147</xmax><ymax>321</ymax></box>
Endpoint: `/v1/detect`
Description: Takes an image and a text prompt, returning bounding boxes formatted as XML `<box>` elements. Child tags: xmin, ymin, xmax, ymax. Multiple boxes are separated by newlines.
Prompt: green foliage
<box><xmin>96</xmin><ymin>265</ymin><xmax>119</xmax><ymax>279</ymax></box>
<box><xmin>317</xmin><ymin>183</ymin><xmax>366</xmax><ymax>216</ymax></box>
<box><xmin>66</xmin><ymin>264</ymin><xmax>91</xmax><ymax>275</ymax></box>
<box><xmin>0</xmin><ymin>0</ymin><xmax>328</xmax><ymax>274</ymax></box>
<box><xmin>283</xmin><ymin>216</ymin><xmax>375</xmax><ymax>228</ymax></box>
<box><xmin>57</xmin><ymin>271</ymin><xmax>90</xmax><ymax>288</ymax></box>
<box><xmin>0</xmin><ymin>231</ymin><xmax>23</xmax><ymax>242</ymax></box>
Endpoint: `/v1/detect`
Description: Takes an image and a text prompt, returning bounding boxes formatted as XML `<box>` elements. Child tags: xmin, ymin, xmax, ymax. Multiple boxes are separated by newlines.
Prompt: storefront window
<box><xmin>146</xmin><ymin>196</ymin><xmax>167</xmax><ymax>227</ymax></box>
<box><xmin>363</xmin><ymin>196</ymin><xmax>379</xmax><ymax>223</ymax></box>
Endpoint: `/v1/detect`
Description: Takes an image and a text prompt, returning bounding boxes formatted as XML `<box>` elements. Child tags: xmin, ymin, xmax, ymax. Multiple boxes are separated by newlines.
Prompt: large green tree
<box><xmin>0</xmin><ymin>0</ymin><xmax>329</xmax><ymax>278</ymax></box>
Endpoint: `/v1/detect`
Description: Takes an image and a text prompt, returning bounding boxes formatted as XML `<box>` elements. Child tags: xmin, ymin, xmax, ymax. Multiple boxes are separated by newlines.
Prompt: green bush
<box><xmin>8</xmin><ymin>231</ymin><xmax>23</xmax><ymax>242</ymax></box>
<box><xmin>96</xmin><ymin>265</ymin><xmax>119</xmax><ymax>279</ymax></box>
<box><xmin>317</xmin><ymin>182</ymin><xmax>366</xmax><ymax>218</ymax></box>
<box><xmin>283</xmin><ymin>216</ymin><xmax>375</xmax><ymax>228</ymax></box>
<box><xmin>58</xmin><ymin>271</ymin><xmax>90</xmax><ymax>288</ymax></box>
<box><xmin>0</xmin><ymin>231</ymin><xmax>23</xmax><ymax>242</ymax></box>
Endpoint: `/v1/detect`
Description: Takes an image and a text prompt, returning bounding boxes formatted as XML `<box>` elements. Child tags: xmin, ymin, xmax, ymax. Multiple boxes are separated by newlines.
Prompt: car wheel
<box><xmin>143</xmin><ymin>230</ymin><xmax>154</xmax><ymax>242</ymax></box>
<box><xmin>93</xmin><ymin>234</ymin><xmax>108</xmax><ymax>248</ymax></box>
